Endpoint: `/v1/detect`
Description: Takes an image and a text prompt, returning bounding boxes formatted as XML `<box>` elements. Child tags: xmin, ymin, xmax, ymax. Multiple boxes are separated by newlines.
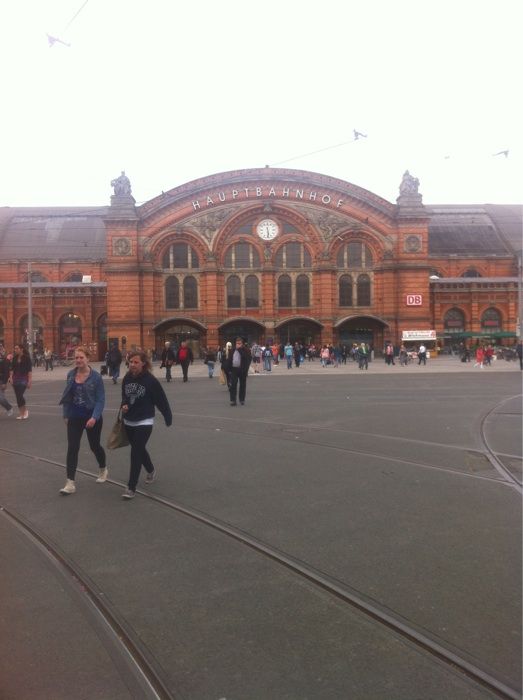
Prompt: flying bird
<box><xmin>46</xmin><ymin>33</ymin><xmax>70</xmax><ymax>48</ymax></box>
<box><xmin>353</xmin><ymin>130</ymin><xmax>368</xmax><ymax>140</ymax></box>
<box><xmin>493</xmin><ymin>150</ymin><xmax>509</xmax><ymax>158</ymax></box>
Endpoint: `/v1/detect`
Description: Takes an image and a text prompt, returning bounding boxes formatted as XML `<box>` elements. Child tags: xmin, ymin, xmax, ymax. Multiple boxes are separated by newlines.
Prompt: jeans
<box><xmin>124</xmin><ymin>424</ymin><xmax>154</xmax><ymax>491</ymax></box>
<box><xmin>263</xmin><ymin>357</ymin><xmax>272</xmax><ymax>371</ymax></box>
<box><xmin>110</xmin><ymin>364</ymin><xmax>121</xmax><ymax>382</ymax></box>
<box><xmin>165</xmin><ymin>364</ymin><xmax>172</xmax><ymax>381</ymax></box>
<box><xmin>207</xmin><ymin>361</ymin><xmax>215</xmax><ymax>377</ymax></box>
<box><xmin>66</xmin><ymin>417</ymin><xmax>105</xmax><ymax>480</ymax></box>
<box><xmin>0</xmin><ymin>385</ymin><xmax>12</xmax><ymax>411</ymax></box>
<box><xmin>286</xmin><ymin>356</ymin><xmax>293</xmax><ymax>368</ymax></box>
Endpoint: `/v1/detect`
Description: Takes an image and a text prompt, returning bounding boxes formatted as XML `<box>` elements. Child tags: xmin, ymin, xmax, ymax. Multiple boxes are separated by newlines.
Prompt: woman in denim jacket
<box><xmin>58</xmin><ymin>346</ymin><xmax>106</xmax><ymax>495</ymax></box>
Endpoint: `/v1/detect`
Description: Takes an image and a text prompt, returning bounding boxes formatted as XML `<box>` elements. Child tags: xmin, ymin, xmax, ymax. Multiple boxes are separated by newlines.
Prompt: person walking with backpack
<box><xmin>107</xmin><ymin>342</ymin><xmax>123</xmax><ymax>384</ymax></box>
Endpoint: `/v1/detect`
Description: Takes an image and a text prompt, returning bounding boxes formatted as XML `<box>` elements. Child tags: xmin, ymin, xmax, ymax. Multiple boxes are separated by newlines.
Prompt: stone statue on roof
<box><xmin>111</xmin><ymin>171</ymin><xmax>132</xmax><ymax>197</ymax></box>
<box><xmin>399</xmin><ymin>170</ymin><xmax>420</xmax><ymax>195</ymax></box>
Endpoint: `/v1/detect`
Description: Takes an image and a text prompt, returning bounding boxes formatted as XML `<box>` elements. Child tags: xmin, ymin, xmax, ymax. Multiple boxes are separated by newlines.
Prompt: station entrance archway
<box><xmin>335</xmin><ymin>316</ymin><xmax>389</xmax><ymax>354</ymax></box>
<box><xmin>219</xmin><ymin>319</ymin><xmax>265</xmax><ymax>347</ymax></box>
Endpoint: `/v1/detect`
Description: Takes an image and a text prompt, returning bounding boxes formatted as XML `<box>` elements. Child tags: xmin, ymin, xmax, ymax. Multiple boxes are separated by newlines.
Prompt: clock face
<box><xmin>256</xmin><ymin>218</ymin><xmax>279</xmax><ymax>241</ymax></box>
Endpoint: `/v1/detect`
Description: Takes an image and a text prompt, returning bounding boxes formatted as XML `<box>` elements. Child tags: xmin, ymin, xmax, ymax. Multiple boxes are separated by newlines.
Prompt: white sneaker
<box><xmin>145</xmin><ymin>470</ymin><xmax>156</xmax><ymax>485</ymax></box>
<box><xmin>121</xmin><ymin>489</ymin><xmax>135</xmax><ymax>500</ymax></box>
<box><xmin>96</xmin><ymin>468</ymin><xmax>109</xmax><ymax>483</ymax></box>
<box><xmin>6</xmin><ymin>408</ymin><xmax>13</xmax><ymax>417</ymax></box>
<box><xmin>60</xmin><ymin>479</ymin><xmax>76</xmax><ymax>495</ymax></box>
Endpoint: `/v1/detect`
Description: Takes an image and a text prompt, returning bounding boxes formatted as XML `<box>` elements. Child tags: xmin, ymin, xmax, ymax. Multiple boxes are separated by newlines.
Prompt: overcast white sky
<box><xmin>1</xmin><ymin>0</ymin><xmax>521</xmax><ymax>208</ymax></box>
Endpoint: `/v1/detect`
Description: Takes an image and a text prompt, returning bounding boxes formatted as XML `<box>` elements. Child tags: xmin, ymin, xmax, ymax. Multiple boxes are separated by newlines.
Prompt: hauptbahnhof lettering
<box><xmin>0</xmin><ymin>168</ymin><xmax>520</xmax><ymax>359</ymax></box>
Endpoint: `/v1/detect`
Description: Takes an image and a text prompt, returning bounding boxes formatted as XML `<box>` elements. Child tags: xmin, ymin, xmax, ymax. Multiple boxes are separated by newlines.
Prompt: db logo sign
<box><xmin>406</xmin><ymin>294</ymin><xmax>423</xmax><ymax>306</ymax></box>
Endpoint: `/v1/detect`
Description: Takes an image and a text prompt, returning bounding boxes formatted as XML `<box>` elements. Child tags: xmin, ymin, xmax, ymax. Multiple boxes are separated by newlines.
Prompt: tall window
<box><xmin>275</xmin><ymin>243</ymin><xmax>311</xmax><ymax>268</ymax></box>
<box><xmin>339</xmin><ymin>274</ymin><xmax>353</xmax><ymax>306</ymax></box>
<box><xmin>296</xmin><ymin>275</ymin><xmax>310</xmax><ymax>307</ymax></box>
<box><xmin>183</xmin><ymin>276</ymin><xmax>198</xmax><ymax>308</ymax></box>
<box><xmin>162</xmin><ymin>243</ymin><xmax>199</xmax><ymax>269</ymax></box>
<box><xmin>481</xmin><ymin>307</ymin><xmax>501</xmax><ymax>330</ymax></box>
<box><xmin>227</xmin><ymin>276</ymin><xmax>241</xmax><ymax>308</ymax></box>
<box><xmin>278</xmin><ymin>275</ymin><xmax>292</xmax><ymax>306</ymax></box>
<box><xmin>337</xmin><ymin>242</ymin><xmax>373</xmax><ymax>269</ymax></box>
<box><xmin>165</xmin><ymin>277</ymin><xmax>180</xmax><ymax>309</ymax></box>
<box><xmin>245</xmin><ymin>275</ymin><xmax>259</xmax><ymax>308</ymax></box>
<box><xmin>444</xmin><ymin>308</ymin><xmax>465</xmax><ymax>333</ymax></box>
<box><xmin>357</xmin><ymin>274</ymin><xmax>371</xmax><ymax>306</ymax></box>
<box><xmin>224</xmin><ymin>243</ymin><xmax>260</xmax><ymax>268</ymax></box>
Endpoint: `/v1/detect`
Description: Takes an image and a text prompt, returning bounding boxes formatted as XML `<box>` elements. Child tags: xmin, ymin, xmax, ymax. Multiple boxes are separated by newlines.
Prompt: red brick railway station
<box><xmin>0</xmin><ymin>168</ymin><xmax>520</xmax><ymax>360</ymax></box>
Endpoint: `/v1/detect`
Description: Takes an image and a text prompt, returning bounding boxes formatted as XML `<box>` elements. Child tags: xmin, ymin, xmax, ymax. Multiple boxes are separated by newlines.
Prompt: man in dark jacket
<box><xmin>160</xmin><ymin>341</ymin><xmax>176</xmax><ymax>382</ymax></box>
<box><xmin>107</xmin><ymin>343</ymin><xmax>123</xmax><ymax>384</ymax></box>
<box><xmin>225</xmin><ymin>337</ymin><xmax>252</xmax><ymax>406</ymax></box>
<box><xmin>0</xmin><ymin>349</ymin><xmax>13</xmax><ymax>416</ymax></box>
<box><xmin>176</xmin><ymin>340</ymin><xmax>194</xmax><ymax>382</ymax></box>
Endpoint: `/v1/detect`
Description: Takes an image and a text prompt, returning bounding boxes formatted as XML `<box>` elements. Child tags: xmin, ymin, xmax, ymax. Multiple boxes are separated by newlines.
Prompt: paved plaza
<box><xmin>0</xmin><ymin>358</ymin><xmax>521</xmax><ymax>699</ymax></box>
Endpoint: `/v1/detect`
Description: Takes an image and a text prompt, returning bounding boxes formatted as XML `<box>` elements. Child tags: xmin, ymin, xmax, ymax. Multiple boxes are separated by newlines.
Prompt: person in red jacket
<box><xmin>176</xmin><ymin>340</ymin><xmax>194</xmax><ymax>382</ymax></box>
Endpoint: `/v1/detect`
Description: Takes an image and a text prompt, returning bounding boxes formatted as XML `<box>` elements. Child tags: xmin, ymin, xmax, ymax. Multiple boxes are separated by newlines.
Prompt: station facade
<box><xmin>0</xmin><ymin>168</ymin><xmax>520</xmax><ymax>359</ymax></box>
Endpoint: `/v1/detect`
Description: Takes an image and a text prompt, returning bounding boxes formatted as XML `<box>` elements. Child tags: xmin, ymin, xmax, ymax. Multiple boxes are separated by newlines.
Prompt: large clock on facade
<box><xmin>256</xmin><ymin>218</ymin><xmax>280</xmax><ymax>241</ymax></box>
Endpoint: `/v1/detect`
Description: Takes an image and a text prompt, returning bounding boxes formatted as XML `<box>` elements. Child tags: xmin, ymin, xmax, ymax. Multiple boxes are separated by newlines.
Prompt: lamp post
<box><xmin>27</xmin><ymin>262</ymin><xmax>33</xmax><ymax>356</ymax></box>
<box><xmin>517</xmin><ymin>251</ymin><xmax>522</xmax><ymax>341</ymax></box>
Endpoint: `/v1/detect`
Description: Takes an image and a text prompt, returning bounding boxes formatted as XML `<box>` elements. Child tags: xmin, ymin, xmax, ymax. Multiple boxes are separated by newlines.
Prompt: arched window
<box><xmin>275</xmin><ymin>243</ymin><xmax>311</xmax><ymax>268</ymax></box>
<box><xmin>444</xmin><ymin>308</ymin><xmax>465</xmax><ymax>333</ymax></box>
<box><xmin>165</xmin><ymin>277</ymin><xmax>180</xmax><ymax>309</ymax></box>
<box><xmin>245</xmin><ymin>275</ymin><xmax>259</xmax><ymax>308</ymax></box>
<box><xmin>337</xmin><ymin>242</ymin><xmax>373</xmax><ymax>269</ymax></box>
<box><xmin>227</xmin><ymin>276</ymin><xmax>241</xmax><ymax>308</ymax></box>
<box><xmin>481</xmin><ymin>307</ymin><xmax>502</xmax><ymax>330</ymax></box>
<box><xmin>224</xmin><ymin>242</ymin><xmax>260</xmax><ymax>268</ymax></box>
<box><xmin>296</xmin><ymin>275</ymin><xmax>310</xmax><ymax>307</ymax></box>
<box><xmin>357</xmin><ymin>274</ymin><xmax>371</xmax><ymax>306</ymax></box>
<box><xmin>65</xmin><ymin>272</ymin><xmax>84</xmax><ymax>282</ymax></box>
<box><xmin>339</xmin><ymin>274</ymin><xmax>353</xmax><ymax>306</ymax></box>
<box><xmin>462</xmin><ymin>268</ymin><xmax>481</xmax><ymax>278</ymax></box>
<box><xmin>278</xmin><ymin>275</ymin><xmax>292</xmax><ymax>307</ymax></box>
<box><xmin>25</xmin><ymin>271</ymin><xmax>47</xmax><ymax>282</ymax></box>
<box><xmin>183</xmin><ymin>276</ymin><xmax>198</xmax><ymax>308</ymax></box>
<box><xmin>162</xmin><ymin>243</ymin><xmax>199</xmax><ymax>269</ymax></box>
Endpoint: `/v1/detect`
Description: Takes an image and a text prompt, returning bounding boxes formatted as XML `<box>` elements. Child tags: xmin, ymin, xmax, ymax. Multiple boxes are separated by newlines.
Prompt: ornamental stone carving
<box><xmin>404</xmin><ymin>234</ymin><xmax>422</xmax><ymax>252</ymax></box>
<box><xmin>113</xmin><ymin>237</ymin><xmax>132</xmax><ymax>256</ymax></box>
<box><xmin>184</xmin><ymin>207</ymin><xmax>239</xmax><ymax>244</ymax></box>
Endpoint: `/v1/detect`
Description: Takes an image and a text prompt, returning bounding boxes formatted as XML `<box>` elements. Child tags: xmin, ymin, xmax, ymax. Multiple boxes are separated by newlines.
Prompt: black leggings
<box><xmin>66</xmin><ymin>417</ymin><xmax>105</xmax><ymax>480</ymax></box>
<box><xmin>13</xmin><ymin>383</ymin><xmax>28</xmax><ymax>408</ymax></box>
<box><xmin>125</xmin><ymin>424</ymin><xmax>154</xmax><ymax>491</ymax></box>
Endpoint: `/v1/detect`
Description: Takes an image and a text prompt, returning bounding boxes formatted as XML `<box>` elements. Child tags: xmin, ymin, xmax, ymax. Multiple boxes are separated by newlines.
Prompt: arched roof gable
<box><xmin>137</xmin><ymin>168</ymin><xmax>397</xmax><ymax>235</ymax></box>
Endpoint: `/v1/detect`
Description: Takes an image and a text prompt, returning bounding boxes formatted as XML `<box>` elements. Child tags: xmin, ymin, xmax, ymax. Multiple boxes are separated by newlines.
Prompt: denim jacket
<box><xmin>59</xmin><ymin>367</ymin><xmax>105</xmax><ymax>420</ymax></box>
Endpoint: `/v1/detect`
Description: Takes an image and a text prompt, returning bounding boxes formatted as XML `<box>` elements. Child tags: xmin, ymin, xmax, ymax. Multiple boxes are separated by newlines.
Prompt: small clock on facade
<box><xmin>256</xmin><ymin>218</ymin><xmax>280</xmax><ymax>241</ymax></box>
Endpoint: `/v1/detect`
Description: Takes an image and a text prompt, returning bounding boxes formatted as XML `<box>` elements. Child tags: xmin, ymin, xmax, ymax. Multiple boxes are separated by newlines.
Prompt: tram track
<box><xmin>0</xmin><ymin>505</ymin><xmax>178</xmax><ymax>700</ymax></box>
<box><xmin>1</xmin><ymin>446</ymin><xmax>521</xmax><ymax>700</ymax></box>
<box><xmin>5</xmin><ymin>408</ymin><xmax>519</xmax><ymax>489</ymax></box>
<box><xmin>478</xmin><ymin>395</ymin><xmax>523</xmax><ymax>492</ymax></box>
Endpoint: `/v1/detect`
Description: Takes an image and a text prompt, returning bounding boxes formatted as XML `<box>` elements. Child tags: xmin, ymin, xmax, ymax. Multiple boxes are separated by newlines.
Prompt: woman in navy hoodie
<box><xmin>121</xmin><ymin>350</ymin><xmax>172</xmax><ymax>499</ymax></box>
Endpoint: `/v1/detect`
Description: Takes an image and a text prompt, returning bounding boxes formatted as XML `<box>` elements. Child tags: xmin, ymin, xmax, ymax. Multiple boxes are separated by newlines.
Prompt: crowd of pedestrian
<box><xmin>1</xmin><ymin>335</ymin><xmax>521</xmax><ymax>503</ymax></box>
